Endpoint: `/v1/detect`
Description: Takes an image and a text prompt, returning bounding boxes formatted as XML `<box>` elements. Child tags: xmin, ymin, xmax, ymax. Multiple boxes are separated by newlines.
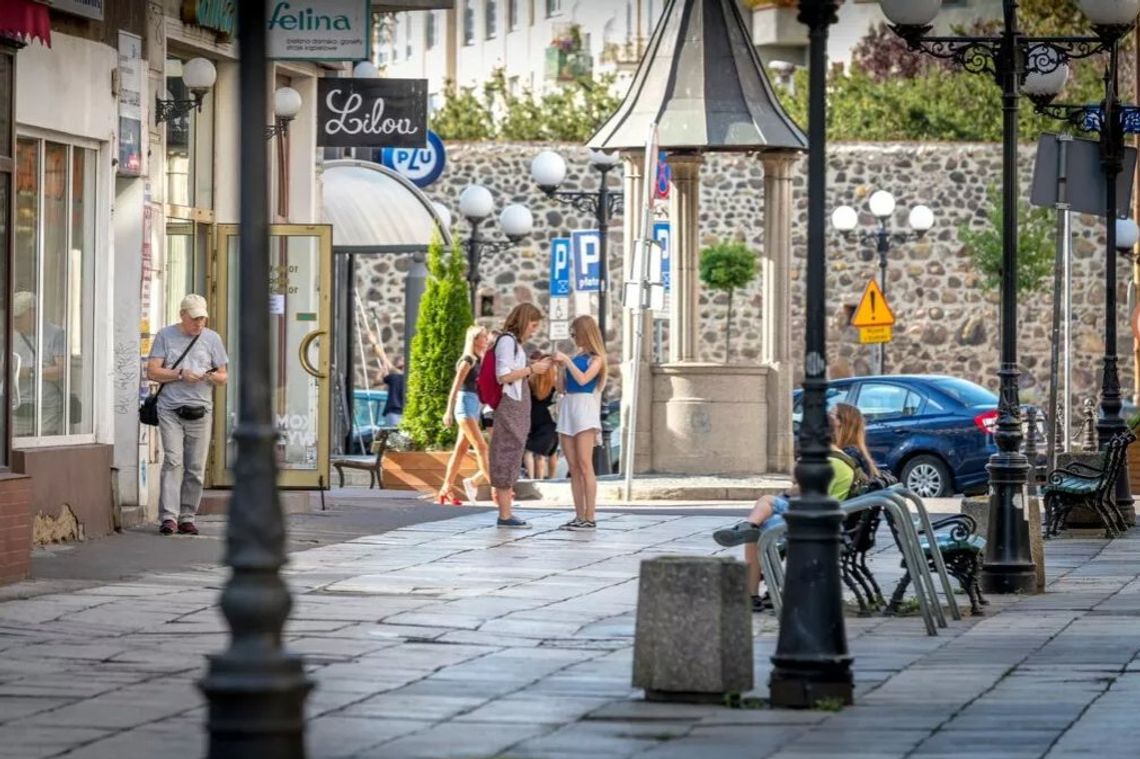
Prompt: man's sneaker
<box><xmin>713</xmin><ymin>521</ymin><xmax>762</xmax><ymax>547</ymax></box>
<box><xmin>566</xmin><ymin>520</ymin><xmax>596</xmax><ymax>531</ymax></box>
<box><xmin>159</xmin><ymin>520</ymin><xmax>176</xmax><ymax>536</ymax></box>
<box><xmin>177</xmin><ymin>522</ymin><xmax>200</xmax><ymax>536</ymax></box>
<box><xmin>462</xmin><ymin>477</ymin><xmax>479</xmax><ymax>504</ymax></box>
<box><xmin>559</xmin><ymin>518</ymin><xmax>582</xmax><ymax>530</ymax></box>
<box><xmin>496</xmin><ymin>516</ymin><xmax>531</xmax><ymax>529</ymax></box>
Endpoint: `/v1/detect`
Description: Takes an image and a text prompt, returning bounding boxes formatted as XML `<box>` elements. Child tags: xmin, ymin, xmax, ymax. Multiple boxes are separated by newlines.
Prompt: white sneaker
<box><xmin>462</xmin><ymin>477</ymin><xmax>478</xmax><ymax>503</ymax></box>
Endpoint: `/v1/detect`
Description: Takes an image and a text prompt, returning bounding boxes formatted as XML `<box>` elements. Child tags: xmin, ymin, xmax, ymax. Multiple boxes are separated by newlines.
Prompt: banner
<box><xmin>317</xmin><ymin>78</ymin><xmax>427</xmax><ymax>149</ymax></box>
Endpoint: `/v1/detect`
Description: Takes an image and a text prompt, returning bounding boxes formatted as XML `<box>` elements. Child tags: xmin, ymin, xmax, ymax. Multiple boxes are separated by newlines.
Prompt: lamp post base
<box><xmin>980</xmin><ymin>453</ymin><xmax>1036</xmax><ymax>595</ymax></box>
<box><xmin>201</xmin><ymin>652</ymin><xmax>312</xmax><ymax>759</ymax></box>
<box><xmin>769</xmin><ymin>667</ymin><xmax>854</xmax><ymax>709</ymax></box>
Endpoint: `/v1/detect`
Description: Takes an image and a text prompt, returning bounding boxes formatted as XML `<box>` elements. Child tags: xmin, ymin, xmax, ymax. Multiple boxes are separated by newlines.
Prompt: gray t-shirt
<box><xmin>149</xmin><ymin>325</ymin><xmax>228</xmax><ymax>411</ymax></box>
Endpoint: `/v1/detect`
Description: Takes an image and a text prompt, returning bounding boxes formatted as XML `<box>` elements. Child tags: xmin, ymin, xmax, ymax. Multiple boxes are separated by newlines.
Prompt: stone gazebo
<box><xmin>589</xmin><ymin>0</ymin><xmax>806</xmax><ymax>476</ymax></box>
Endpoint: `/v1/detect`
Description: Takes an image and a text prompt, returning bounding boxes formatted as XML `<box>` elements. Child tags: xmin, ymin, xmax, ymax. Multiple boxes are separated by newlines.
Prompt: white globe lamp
<box><xmin>459</xmin><ymin>185</ymin><xmax>495</xmax><ymax>222</ymax></box>
<box><xmin>879</xmin><ymin>0</ymin><xmax>941</xmax><ymax>27</ymax></box>
<box><xmin>831</xmin><ymin>205</ymin><xmax>858</xmax><ymax>233</ymax></box>
<box><xmin>500</xmin><ymin>204</ymin><xmax>534</xmax><ymax>241</ymax></box>
<box><xmin>1078</xmin><ymin>0</ymin><xmax>1140</xmax><ymax>27</ymax></box>
<box><xmin>1116</xmin><ymin>216</ymin><xmax>1139</xmax><ymax>250</ymax></box>
<box><xmin>869</xmin><ymin>190</ymin><xmax>897</xmax><ymax>219</ymax></box>
<box><xmin>182</xmin><ymin>57</ymin><xmax>217</xmax><ymax>93</ymax></box>
<box><xmin>908</xmin><ymin>205</ymin><xmax>935</xmax><ymax>233</ymax></box>
<box><xmin>273</xmin><ymin>87</ymin><xmax>303</xmax><ymax>121</ymax></box>
<box><xmin>531</xmin><ymin>151</ymin><xmax>568</xmax><ymax>193</ymax></box>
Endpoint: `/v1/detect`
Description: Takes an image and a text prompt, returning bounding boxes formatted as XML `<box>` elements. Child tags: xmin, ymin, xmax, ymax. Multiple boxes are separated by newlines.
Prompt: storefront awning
<box><xmin>322</xmin><ymin>159</ymin><xmax>452</xmax><ymax>252</ymax></box>
<box><xmin>0</xmin><ymin>0</ymin><xmax>50</xmax><ymax>48</ymax></box>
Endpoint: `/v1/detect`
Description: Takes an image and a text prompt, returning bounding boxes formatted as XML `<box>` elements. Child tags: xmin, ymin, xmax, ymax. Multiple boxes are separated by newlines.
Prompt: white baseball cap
<box><xmin>180</xmin><ymin>294</ymin><xmax>209</xmax><ymax>319</ymax></box>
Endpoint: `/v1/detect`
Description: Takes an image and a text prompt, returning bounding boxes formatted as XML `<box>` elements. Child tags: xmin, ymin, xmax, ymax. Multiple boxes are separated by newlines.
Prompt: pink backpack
<box><xmin>477</xmin><ymin>334</ymin><xmax>516</xmax><ymax>409</ymax></box>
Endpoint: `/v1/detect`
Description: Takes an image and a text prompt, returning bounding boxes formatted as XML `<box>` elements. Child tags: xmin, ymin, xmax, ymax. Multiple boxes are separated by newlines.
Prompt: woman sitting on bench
<box><xmin>713</xmin><ymin>403</ymin><xmax>878</xmax><ymax>612</ymax></box>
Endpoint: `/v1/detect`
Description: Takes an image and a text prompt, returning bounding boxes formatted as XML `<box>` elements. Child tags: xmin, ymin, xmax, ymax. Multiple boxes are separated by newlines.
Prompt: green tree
<box><xmin>699</xmin><ymin>241</ymin><xmax>759</xmax><ymax>361</ymax></box>
<box><xmin>958</xmin><ymin>184</ymin><xmax>1054</xmax><ymax>294</ymax></box>
<box><xmin>402</xmin><ymin>231</ymin><xmax>473</xmax><ymax>449</ymax></box>
<box><xmin>430</xmin><ymin>80</ymin><xmax>495</xmax><ymax>140</ymax></box>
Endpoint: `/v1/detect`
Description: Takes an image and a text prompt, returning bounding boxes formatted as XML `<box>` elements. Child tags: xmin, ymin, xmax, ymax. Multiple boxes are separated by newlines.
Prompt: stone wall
<box><xmin>356</xmin><ymin>141</ymin><xmax>1135</xmax><ymax>407</ymax></box>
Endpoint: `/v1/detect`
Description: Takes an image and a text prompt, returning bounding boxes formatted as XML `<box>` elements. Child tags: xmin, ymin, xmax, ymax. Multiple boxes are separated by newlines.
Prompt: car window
<box><xmin>930</xmin><ymin>377</ymin><xmax>997</xmax><ymax>407</ymax></box>
<box><xmin>793</xmin><ymin>386</ymin><xmax>850</xmax><ymax>425</ymax></box>
<box><xmin>855</xmin><ymin>383</ymin><xmax>914</xmax><ymax>421</ymax></box>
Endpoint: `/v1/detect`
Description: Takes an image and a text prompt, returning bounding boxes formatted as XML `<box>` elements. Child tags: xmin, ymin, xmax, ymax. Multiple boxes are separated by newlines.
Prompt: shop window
<box><xmin>546</xmin><ymin>0</ymin><xmax>562</xmax><ymax>18</ymax></box>
<box><xmin>13</xmin><ymin>138</ymin><xmax>96</xmax><ymax>439</ymax></box>
<box><xmin>426</xmin><ymin>11</ymin><xmax>437</xmax><ymax>49</ymax></box>
<box><xmin>508</xmin><ymin>0</ymin><xmax>519</xmax><ymax>31</ymax></box>
<box><xmin>165</xmin><ymin>57</ymin><xmax>214</xmax><ymax>212</ymax></box>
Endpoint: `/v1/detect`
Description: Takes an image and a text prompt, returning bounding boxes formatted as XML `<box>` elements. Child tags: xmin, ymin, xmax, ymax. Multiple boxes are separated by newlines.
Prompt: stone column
<box><xmin>762</xmin><ymin>152</ymin><xmax>798</xmax><ymax>473</ymax></box>
<box><xmin>621</xmin><ymin>152</ymin><xmax>654</xmax><ymax>475</ymax></box>
<box><xmin>668</xmin><ymin>154</ymin><xmax>703</xmax><ymax>364</ymax></box>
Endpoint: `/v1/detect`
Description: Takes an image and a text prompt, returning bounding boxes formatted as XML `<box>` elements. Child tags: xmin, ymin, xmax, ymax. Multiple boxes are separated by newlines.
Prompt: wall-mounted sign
<box><xmin>572</xmin><ymin>230</ymin><xmax>602</xmax><ymax>293</ymax></box>
<box><xmin>317</xmin><ymin>78</ymin><xmax>427</xmax><ymax>149</ymax></box>
<box><xmin>381</xmin><ymin>130</ymin><xmax>446</xmax><ymax>188</ymax></box>
<box><xmin>117</xmin><ymin>31</ymin><xmax>143</xmax><ymax>177</ymax></box>
<box><xmin>181</xmin><ymin>0</ymin><xmax>237</xmax><ymax>39</ymax></box>
<box><xmin>47</xmin><ymin>0</ymin><xmax>104</xmax><ymax>21</ymax></box>
<box><xmin>268</xmin><ymin>0</ymin><xmax>370</xmax><ymax>60</ymax></box>
<box><xmin>654</xmin><ymin>151</ymin><xmax>671</xmax><ymax>200</ymax></box>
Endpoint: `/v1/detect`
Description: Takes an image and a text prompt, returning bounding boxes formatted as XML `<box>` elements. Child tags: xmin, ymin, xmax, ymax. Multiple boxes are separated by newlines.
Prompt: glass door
<box><xmin>210</xmin><ymin>224</ymin><xmax>333</xmax><ymax>489</ymax></box>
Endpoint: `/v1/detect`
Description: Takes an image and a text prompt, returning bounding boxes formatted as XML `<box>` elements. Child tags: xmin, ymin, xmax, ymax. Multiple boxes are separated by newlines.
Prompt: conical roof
<box><xmin>588</xmin><ymin>0</ymin><xmax>807</xmax><ymax>153</ymax></box>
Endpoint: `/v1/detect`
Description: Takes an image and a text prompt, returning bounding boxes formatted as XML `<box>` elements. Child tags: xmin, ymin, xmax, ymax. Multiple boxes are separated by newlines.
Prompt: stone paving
<box><xmin>0</xmin><ymin>508</ymin><xmax>1136</xmax><ymax>758</ymax></box>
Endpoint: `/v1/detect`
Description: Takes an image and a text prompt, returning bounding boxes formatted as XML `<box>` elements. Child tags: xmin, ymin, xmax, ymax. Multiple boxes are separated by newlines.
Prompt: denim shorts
<box><xmin>771</xmin><ymin>495</ymin><xmax>790</xmax><ymax>516</ymax></box>
<box><xmin>455</xmin><ymin>390</ymin><xmax>481</xmax><ymax>421</ymax></box>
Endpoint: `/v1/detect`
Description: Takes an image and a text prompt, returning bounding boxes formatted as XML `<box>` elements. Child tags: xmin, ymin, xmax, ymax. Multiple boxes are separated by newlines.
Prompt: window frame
<box><xmin>546</xmin><ymin>0</ymin><xmax>562</xmax><ymax>18</ymax></box>
<box><xmin>464</xmin><ymin>0</ymin><xmax>476</xmax><ymax>46</ymax></box>
<box><xmin>0</xmin><ymin>42</ymin><xmax>16</xmax><ymax>469</ymax></box>
<box><xmin>852</xmin><ymin>381</ymin><xmax>924</xmax><ymax>422</ymax></box>
<box><xmin>426</xmin><ymin>11</ymin><xmax>438</xmax><ymax>49</ymax></box>
<box><xmin>508</xmin><ymin>0</ymin><xmax>519</xmax><ymax>31</ymax></box>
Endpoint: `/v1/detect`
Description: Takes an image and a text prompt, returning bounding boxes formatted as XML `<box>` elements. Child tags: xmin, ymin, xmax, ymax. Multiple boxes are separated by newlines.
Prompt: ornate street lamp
<box><xmin>155</xmin><ymin>56</ymin><xmax>216</xmax><ymax>124</ymax></box>
<box><xmin>458</xmin><ymin>184</ymin><xmax>533</xmax><ymax>314</ymax></box>
<box><xmin>199</xmin><ymin>0</ymin><xmax>311</xmax><ymax>755</ymax></box>
<box><xmin>266</xmin><ymin>86</ymin><xmax>302</xmax><ymax>140</ymax></box>
<box><xmin>832</xmin><ymin>192</ymin><xmax>934</xmax><ymax>374</ymax></box>
<box><xmin>1021</xmin><ymin>0</ymin><xmax>1140</xmax><ymax>520</ymax></box>
<box><xmin>879</xmin><ymin>0</ymin><xmax>1113</xmax><ymax>594</ymax></box>
<box><xmin>769</xmin><ymin>0</ymin><xmax>852</xmax><ymax>709</ymax></box>
<box><xmin>530</xmin><ymin>149</ymin><xmax>624</xmax><ymax>341</ymax></box>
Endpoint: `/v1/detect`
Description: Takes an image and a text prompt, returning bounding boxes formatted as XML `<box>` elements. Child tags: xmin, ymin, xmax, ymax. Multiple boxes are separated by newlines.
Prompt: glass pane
<box><xmin>68</xmin><ymin>147</ymin><xmax>95</xmax><ymax>434</ymax></box>
<box><xmin>856</xmin><ymin>383</ymin><xmax>908</xmax><ymax>421</ymax></box>
<box><xmin>13</xmin><ymin>139</ymin><xmax>39</xmax><ymax>437</ymax></box>
<box><xmin>165</xmin><ymin>220</ymin><xmax>195</xmax><ymax>327</ymax></box>
<box><xmin>39</xmin><ymin>142</ymin><xmax>68</xmax><ymax>436</ymax></box>
<box><xmin>223</xmin><ymin>234</ymin><xmax>324</xmax><ymax>472</ymax></box>
<box><xmin>165</xmin><ymin>58</ymin><xmax>193</xmax><ymax>207</ymax></box>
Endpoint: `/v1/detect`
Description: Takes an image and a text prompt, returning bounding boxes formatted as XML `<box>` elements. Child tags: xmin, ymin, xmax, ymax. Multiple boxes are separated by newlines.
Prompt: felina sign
<box><xmin>267</xmin><ymin>0</ymin><xmax>370</xmax><ymax>61</ymax></box>
<box><xmin>316</xmin><ymin>78</ymin><xmax>427</xmax><ymax>149</ymax></box>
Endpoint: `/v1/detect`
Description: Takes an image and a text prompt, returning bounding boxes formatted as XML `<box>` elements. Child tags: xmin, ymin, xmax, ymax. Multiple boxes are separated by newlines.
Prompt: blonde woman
<box><xmin>490</xmin><ymin>303</ymin><xmax>550</xmax><ymax>528</ymax></box>
<box><xmin>553</xmin><ymin>315</ymin><xmax>607</xmax><ymax>531</ymax></box>
<box><xmin>439</xmin><ymin>325</ymin><xmax>491</xmax><ymax>505</ymax></box>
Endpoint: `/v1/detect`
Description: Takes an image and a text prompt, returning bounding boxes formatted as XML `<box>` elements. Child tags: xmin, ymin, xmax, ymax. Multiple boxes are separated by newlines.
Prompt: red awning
<box><xmin>0</xmin><ymin>0</ymin><xmax>51</xmax><ymax>48</ymax></box>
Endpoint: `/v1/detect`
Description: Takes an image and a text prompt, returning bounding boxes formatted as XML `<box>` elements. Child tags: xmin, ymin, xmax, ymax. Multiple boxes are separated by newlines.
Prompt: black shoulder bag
<box><xmin>140</xmin><ymin>334</ymin><xmax>201</xmax><ymax>427</ymax></box>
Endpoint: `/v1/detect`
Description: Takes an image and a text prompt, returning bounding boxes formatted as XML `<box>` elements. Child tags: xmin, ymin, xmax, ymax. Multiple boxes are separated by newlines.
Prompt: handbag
<box><xmin>139</xmin><ymin>334</ymin><xmax>201</xmax><ymax>427</ymax></box>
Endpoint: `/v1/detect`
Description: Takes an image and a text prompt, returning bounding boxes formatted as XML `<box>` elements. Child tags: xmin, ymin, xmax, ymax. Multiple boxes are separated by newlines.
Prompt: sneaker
<box><xmin>462</xmin><ymin>477</ymin><xmax>479</xmax><ymax>504</ymax></box>
<box><xmin>559</xmin><ymin>518</ymin><xmax>582</xmax><ymax>530</ymax></box>
<box><xmin>177</xmin><ymin>522</ymin><xmax>200</xmax><ymax>536</ymax></box>
<box><xmin>751</xmin><ymin>593</ymin><xmax>773</xmax><ymax>613</ymax></box>
<box><xmin>159</xmin><ymin>520</ymin><xmax>176</xmax><ymax>536</ymax></box>
<box><xmin>713</xmin><ymin>521</ymin><xmax>762</xmax><ymax>547</ymax></box>
<box><xmin>566</xmin><ymin>520</ymin><xmax>596</xmax><ymax>531</ymax></box>
<box><xmin>496</xmin><ymin>516</ymin><xmax>532</xmax><ymax>529</ymax></box>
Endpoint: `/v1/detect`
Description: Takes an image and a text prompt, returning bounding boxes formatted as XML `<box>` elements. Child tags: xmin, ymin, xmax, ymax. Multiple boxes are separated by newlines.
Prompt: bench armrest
<box><xmin>929</xmin><ymin>514</ymin><xmax>977</xmax><ymax>542</ymax></box>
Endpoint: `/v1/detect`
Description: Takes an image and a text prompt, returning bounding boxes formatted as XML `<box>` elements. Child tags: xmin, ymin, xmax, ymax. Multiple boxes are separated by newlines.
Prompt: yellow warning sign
<box><xmin>859</xmin><ymin>326</ymin><xmax>893</xmax><ymax>344</ymax></box>
<box><xmin>850</xmin><ymin>279</ymin><xmax>896</xmax><ymax>328</ymax></box>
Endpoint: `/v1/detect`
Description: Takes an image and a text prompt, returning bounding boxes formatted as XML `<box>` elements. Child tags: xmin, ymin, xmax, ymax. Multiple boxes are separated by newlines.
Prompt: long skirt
<box><xmin>489</xmin><ymin>382</ymin><xmax>531</xmax><ymax>489</ymax></box>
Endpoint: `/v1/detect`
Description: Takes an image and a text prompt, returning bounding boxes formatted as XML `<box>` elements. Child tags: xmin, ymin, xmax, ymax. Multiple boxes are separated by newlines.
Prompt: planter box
<box><xmin>382</xmin><ymin>451</ymin><xmax>478</xmax><ymax>493</ymax></box>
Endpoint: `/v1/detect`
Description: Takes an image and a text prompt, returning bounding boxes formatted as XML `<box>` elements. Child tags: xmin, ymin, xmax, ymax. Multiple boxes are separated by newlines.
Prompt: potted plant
<box><xmin>382</xmin><ymin>231</ymin><xmax>479</xmax><ymax>491</ymax></box>
<box><xmin>699</xmin><ymin>240</ymin><xmax>758</xmax><ymax>362</ymax></box>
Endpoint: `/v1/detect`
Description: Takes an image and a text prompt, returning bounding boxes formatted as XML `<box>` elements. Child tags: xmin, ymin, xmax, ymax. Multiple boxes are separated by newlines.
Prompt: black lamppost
<box><xmin>1021</xmin><ymin>0</ymin><xmax>1140</xmax><ymax>521</ymax></box>
<box><xmin>456</xmin><ymin>184</ymin><xmax>533</xmax><ymax>315</ymax></box>
<box><xmin>831</xmin><ymin>192</ymin><xmax>934</xmax><ymax>374</ymax></box>
<box><xmin>769</xmin><ymin>0</ymin><xmax>852</xmax><ymax>709</ymax></box>
<box><xmin>199</xmin><ymin>0</ymin><xmax>312</xmax><ymax>755</ymax></box>
<box><xmin>529</xmin><ymin>149</ymin><xmax>624</xmax><ymax>342</ymax></box>
<box><xmin>880</xmin><ymin>0</ymin><xmax>1111</xmax><ymax>594</ymax></box>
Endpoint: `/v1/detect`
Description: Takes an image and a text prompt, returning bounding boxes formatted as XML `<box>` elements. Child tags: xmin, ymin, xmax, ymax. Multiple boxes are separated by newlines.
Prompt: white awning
<box><xmin>321</xmin><ymin>159</ymin><xmax>451</xmax><ymax>251</ymax></box>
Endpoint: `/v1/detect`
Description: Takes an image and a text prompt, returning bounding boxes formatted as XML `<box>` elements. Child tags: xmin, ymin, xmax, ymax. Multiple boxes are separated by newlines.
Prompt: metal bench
<box><xmin>330</xmin><ymin>428</ymin><xmax>396</xmax><ymax>489</ymax></box>
<box><xmin>759</xmin><ymin>488</ymin><xmax>954</xmax><ymax>636</ymax></box>
<box><xmin>1042</xmin><ymin>429</ymin><xmax>1134</xmax><ymax>538</ymax></box>
<box><xmin>885</xmin><ymin>512</ymin><xmax>986</xmax><ymax>616</ymax></box>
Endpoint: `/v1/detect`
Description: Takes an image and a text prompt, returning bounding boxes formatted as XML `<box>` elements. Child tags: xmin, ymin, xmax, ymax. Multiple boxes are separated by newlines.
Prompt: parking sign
<box><xmin>572</xmin><ymin>230</ymin><xmax>602</xmax><ymax>293</ymax></box>
<box><xmin>653</xmin><ymin>221</ymin><xmax>671</xmax><ymax>292</ymax></box>
<box><xmin>550</xmin><ymin>238</ymin><xmax>572</xmax><ymax>297</ymax></box>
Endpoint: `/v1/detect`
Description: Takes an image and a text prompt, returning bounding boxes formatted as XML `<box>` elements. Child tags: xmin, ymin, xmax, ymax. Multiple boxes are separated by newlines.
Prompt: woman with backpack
<box><xmin>438</xmin><ymin>325</ymin><xmax>491</xmax><ymax>505</ymax></box>
<box><xmin>552</xmin><ymin>315</ymin><xmax>607</xmax><ymax>531</ymax></box>
<box><xmin>713</xmin><ymin>404</ymin><xmax>880</xmax><ymax>611</ymax></box>
<box><xmin>483</xmin><ymin>303</ymin><xmax>550</xmax><ymax>528</ymax></box>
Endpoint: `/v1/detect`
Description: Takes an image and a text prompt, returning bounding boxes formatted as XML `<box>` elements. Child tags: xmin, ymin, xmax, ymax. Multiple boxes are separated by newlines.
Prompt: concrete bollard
<box><xmin>632</xmin><ymin>556</ymin><xmax>753</xmax><ymax>703</ymax></box>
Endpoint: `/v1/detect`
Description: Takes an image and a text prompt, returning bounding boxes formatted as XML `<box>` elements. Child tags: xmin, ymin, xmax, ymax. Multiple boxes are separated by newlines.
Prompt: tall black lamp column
<box><xmin>769</xmin><ymin>0</ymin><xmax>852</xmax><ymax>709</ymax></box>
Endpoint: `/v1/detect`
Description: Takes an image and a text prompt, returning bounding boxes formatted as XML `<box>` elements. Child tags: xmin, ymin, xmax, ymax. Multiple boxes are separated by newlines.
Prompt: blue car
<box><xmin>793</xmin><ymin>375</ymin><xmax>1046</xmax><ymax>498</ymax></box>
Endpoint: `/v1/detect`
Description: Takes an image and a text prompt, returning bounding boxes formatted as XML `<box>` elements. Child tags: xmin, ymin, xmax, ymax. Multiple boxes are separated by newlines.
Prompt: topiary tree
<box><xmin>699</xmin><ymin>240</ymin><xmax>758</xmax><ymax>362</ymax></box>
<box><xmin>402</xmin><ymin>230</ymin><xmax>473</xmax><ymax>450</ymax></box>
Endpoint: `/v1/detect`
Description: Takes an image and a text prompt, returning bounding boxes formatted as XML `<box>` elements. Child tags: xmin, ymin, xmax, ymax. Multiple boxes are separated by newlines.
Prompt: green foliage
<box><xmin>700</xmin><ymin>241</ymin><xmax>758</xmax><ymax>360</ymax></box>
<box><xmin>431</xmin><ymin>69</ymin><xmax>621</xmax><ymax>142</ymax></box>
<box><xmin>958</xmin><ymin>184</ymin><xmax>1055</xmax><ymax>294</ymax></box>
<box><xmin>402</xmin><ymin>231</ymin><xmax>473</xmax><ymax>450</ymax></box>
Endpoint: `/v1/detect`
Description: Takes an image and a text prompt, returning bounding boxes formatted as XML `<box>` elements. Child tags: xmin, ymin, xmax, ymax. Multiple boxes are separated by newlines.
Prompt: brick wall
<box><xmin>0</xmin><ymin>474</ymin><xmax>32</xmax><ymax>585</ymax></box>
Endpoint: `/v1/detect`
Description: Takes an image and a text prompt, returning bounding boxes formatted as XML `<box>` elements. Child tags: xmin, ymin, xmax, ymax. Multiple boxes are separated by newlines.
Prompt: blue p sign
<box><xmin>572</xmin><ymin>230</ymin><xmax>602</xmax><ymax>293</ymax></box>
<box><xmin>550</xmin><ymin>238</ymin><xmax>572</xmax><ymax>297</ymax></box>
<box><xmin>653</xmin><ymin>221</ymin><xmax>671</xmax><ymax>291</ymax></box>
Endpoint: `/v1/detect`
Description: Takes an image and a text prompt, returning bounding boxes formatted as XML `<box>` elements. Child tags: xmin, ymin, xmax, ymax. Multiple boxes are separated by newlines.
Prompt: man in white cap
<box><xmin>146</xmin><ymin>294</ymin><xmax>228</xmax><ymax>536</ymax></box>
<box><xmin>12</xmin><ymin>291</ymin><xmax>66</xmax><ymax>436</ymax></box>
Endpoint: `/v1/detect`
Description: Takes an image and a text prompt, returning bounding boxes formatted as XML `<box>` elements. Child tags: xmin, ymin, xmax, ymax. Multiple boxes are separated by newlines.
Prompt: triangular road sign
<box><xmin>851</xmin><ymin>279</ymin><xmax>896</xmax><ymax>328</ymax></box>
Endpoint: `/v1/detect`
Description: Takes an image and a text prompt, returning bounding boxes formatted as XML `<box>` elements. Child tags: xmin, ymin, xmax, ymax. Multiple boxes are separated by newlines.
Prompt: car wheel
<box><xmin>901</xmin><ymin>455</ymin><xmax>951</xmax><ymax>498</ymax></box>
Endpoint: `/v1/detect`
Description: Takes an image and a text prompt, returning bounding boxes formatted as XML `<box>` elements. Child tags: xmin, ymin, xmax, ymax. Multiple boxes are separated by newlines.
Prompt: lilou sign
<box><xmin>317</xmin><ymin>78</ymin><xmax>427</xmax><ymax>149</ymax></box>
<box><xmin>267</xmin><ymin>0</ymin><xmax>370</xmax><ymax>61</ymax></box>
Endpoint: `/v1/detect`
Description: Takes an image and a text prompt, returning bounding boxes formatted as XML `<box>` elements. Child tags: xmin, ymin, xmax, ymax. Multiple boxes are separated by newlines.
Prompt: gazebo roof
<box><xmin>588</xmin><ymin>0</ymin><xmax>807</xmax><ymax>154</ymax></box>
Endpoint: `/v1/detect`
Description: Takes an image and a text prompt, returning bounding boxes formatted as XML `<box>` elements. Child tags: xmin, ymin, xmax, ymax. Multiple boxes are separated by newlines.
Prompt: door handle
<box><xmin>298</xmin><ymin>330</ymin><xmax>327</xmax><ymax>379</ymax></box>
